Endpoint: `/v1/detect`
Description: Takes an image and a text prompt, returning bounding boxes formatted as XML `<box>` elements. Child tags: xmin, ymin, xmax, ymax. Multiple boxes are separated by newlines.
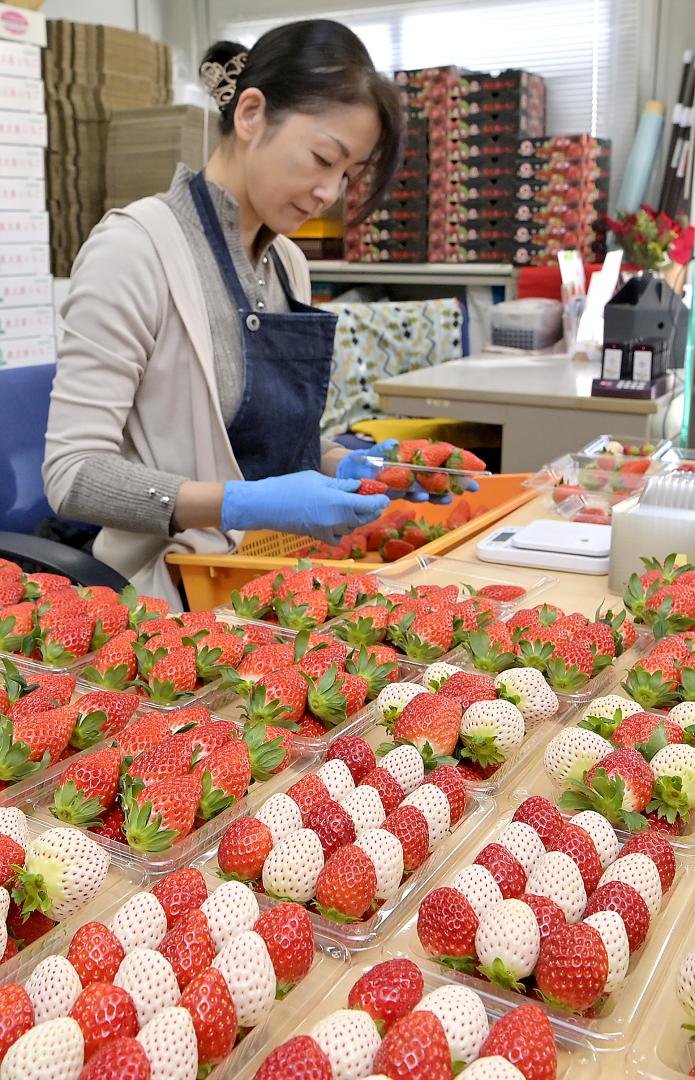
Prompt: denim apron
<box><xmin>189</xmin><ymin>170</ymin><xmax>337</xmax><ymax>480</ymax></box>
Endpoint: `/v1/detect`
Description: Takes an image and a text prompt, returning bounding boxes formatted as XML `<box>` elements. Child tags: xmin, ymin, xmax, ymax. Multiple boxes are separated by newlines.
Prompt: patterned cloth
<box><xmin>318</xmin><ymin>297</ymin><xmax>467</xmax><ymax>437</ymax></box>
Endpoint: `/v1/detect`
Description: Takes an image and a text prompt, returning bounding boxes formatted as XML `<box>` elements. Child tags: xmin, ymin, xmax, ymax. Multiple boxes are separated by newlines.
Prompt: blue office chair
<box><xmin>0</xmin><ymin>363</ymin><xmax>128</xmax><ymax>588</ymax></box>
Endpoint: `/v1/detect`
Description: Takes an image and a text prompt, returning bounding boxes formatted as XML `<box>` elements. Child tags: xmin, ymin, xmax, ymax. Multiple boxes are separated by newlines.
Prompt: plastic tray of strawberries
<box><xmin>578</xmin><ymin>434</ymin><xmax>672</xmax><ymax>462</ymax></box>
<box><xmin>9</xmin><ymin>707</ymin><xmax>320</xmax><ymax>879</ymax></box>
<box><xmin>231</xmin><ymin>951</ymin><xmax>599</xmax><ymax>1080</ymax></box>
<box><xmin>196</xmin><ymin>744</ymin><xmax>495</xmax><ymax>952</ymax></box>
<box><xmin>612</xmin><ymin>635</ymin><xmax>695</xmax><ymax>715</ymax></box>
<box><xmin>370</xmin><ymin>555</ymin><xmax>557</xmax><ymax>611</ymax></box>
<box><xmin>0</xmin><ymin>858</ymin><xmax>350</xmax><ymax>1080</ymax></box>
<box><xmin>523</xmin><ymin>452</ymin><xmax>669</xmax><ymax>511</ymax></box>
<box><xmin>383</xmin><ymin>803</ymin><xmax>695</xmax><ymax>1053</ymax></box>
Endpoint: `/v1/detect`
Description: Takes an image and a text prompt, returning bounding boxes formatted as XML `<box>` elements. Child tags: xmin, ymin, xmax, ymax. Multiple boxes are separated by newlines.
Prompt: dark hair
<box><xmin>199</xmin><ymin>19</ymin><xmax>402</xmax><ymax>223</ymax></box>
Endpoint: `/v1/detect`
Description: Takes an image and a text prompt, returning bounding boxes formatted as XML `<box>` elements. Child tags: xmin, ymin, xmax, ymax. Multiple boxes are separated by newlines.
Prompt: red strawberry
<box><xmin>286</xmin><ymin>773</ymin><xmax>330</xmax><ymax>824</ymax></box>
<box><xmin>0</xmin><ymin>983</ymin><xmax>34</xmax><ymax>1062</ymax></box>
<box><xmin>2</xmin><ymin>705</ymin><xmax>76</xmax><ymax>780</ymax></box>
<box><xmin>217</xmin><ymin>816</ymin><xmax>273</xmax><ymax>883</ymax></box>
<box><xmin>644</xmin><ymin>808</ymin><xmax>685</xmax><ymax>836</ymax></box>
<box><xmin>544</xmin><ymin>639</ymin><xmax>594</xmax><ymax>692</ymax></box>
<box><xmin>478</xmin><ymin>1002</ymin><xmax>557</xmax><ymax>1080</ymax></box>
<box><xmin>521</xmin><ymin>893</ymin><xmax>567</xmax><ymax>940</ymax></box>
<box><xmin>384</xmin><ymin>805</ymin><xmax>430</xmax><ymax>871</ymax></box>
<box><xmin>389</xmin><ymin>610</ymin><xmax>454</xmax><ymax>662</ymax></box>
<box><xmin>0</xmin><ymin>577</ymin><xmax>23</xmax><ymax>606</ymax></box>
<box><xmin>0</xmin><ymin>834</ymin><xmax>24</xmax><ymax>887</ymax></box>
<box><xmin>5</xmin><ymin>901</ymin><xmax>55</xmax><ymax>947</ymax></box>
<box><xmin>583</xmin><ymin>748</ymin><xmax>654</xmax><ymax>823</ymax></box>
<box><xmin>116</xmin><ymin>712</ymin><xmax>180</xmax><ymax>757</ymax></box>
<box><xmin>67</xmin><ymin>921</ymin><xmax>125</xmax><ymax>986</ymax></box>
<box><xmin>315</xmin><ymin>844</ymin><xmax>377</xmax><ymax>921</ymax></box>
<box><xmin>445</xmin><ymin>447</ymin><xmax>486</xmax><ymax>471</ymax></box>
<box><xmin>188</xmin><ymin>718</ymin><xmax>237</xmax><ymax>760</ymax></box>
<box><xmin>373</xmin><ymin>1009</ymin><xmax>452</xmax><ymax>1080</ymax></box>
<box><xmin>24</xmin><ymin>572</ymin><xmax>72</xmax><ymax>596</ymax></box>
<box><xmin>194</xmin><ymin>632</ymin><xmax>246</xmax><ymax>681</ymax></box>
<box><xmin>376</xmin><ymin>465</ymin><xmax>415</xmax><ymax>489</ymax></box>
<box><xmin>326</xmin><ymin>735</ymin><xmax>376</xmax><ymax>783</ymax></box>
<box><xmin>230</xmin><ymin>572</ymin><xmax>278</xmax><ymax>619</ymax></box>
<box><xmin>305</xmin><ymin>667</ymin><xmax>369</xmax><ymax>727</ymax></box>
<box><xmin>439</xmin><ymin>671</ymin><xmax>498</xmax><ymax>710</ymax></box>
<box><xmin>150</xmin><ymin>867</ymin><xmax>208</xmax><ymax>928</ymax></box>
<box><xmin>179</xmin><ymin>966</ymin><xmax>237</xmax><ymax>1068</ymax></box>
<box><xmin>252</xmin><ymin>1035</ymin><xmax>331</xmax><ymax>1080</ymax></box>
<box><xmin>76</xmin><ymin>1036</ymin><xmax>151</xmax><ymax>1080</ymax></box>
<box><xmin>274</xmin><ymin>589</ymin><xmax>330</xmax><ymax>633</ymax></box>
<box><xmin>612</xmin><ymin>712</ymin><xmax>683</xmax><ymax>749</ymax></box>
<box><xmin>381</xmin><ymin>538</ymin><xmax>416</xmax><ymax>562</ymax></box>
<box><xmin>417</xmin><ymin>886</ymin><xmax>478</xmax><ymax>971</ymax></box>
<box><xmin>158</xmin><ymin>908</ymin><xmax>216</xmax><ymax>989</ymax></box>
<box><xmin>348</xmin><ymin>957</ymin><xmax>424</xmax><ymax>1032</ymax></box>
<box><xmin>622</xmin><ymin>654</ymin><xmax>680</xmax><ymax>710</ymax></box>
<box><xmin>192</xmin><ymin>741</ymin><xmax>254</xmax><ymax>822</ymax></box>
<box><xmin>128</xmin><ymin>729</ymin><xmax>197</xmax><ymax>786</ymax></box>
<box><xmin>357</xmin><ymin>478</ymin><xmax>388</xmax><ymax>495</ymax></box>
<box><xmin>414</xmin><ymin>442</ymin><xmax>453</xmax><ymax>468</ymax></box>
<box><xmin>89</xmin><ymin>603</ymin><xmax>130</xmax><ymax>650</ymax></box>
<box><xmin>124</xmin><ymin>774</ymin><xmax>202</xmax><ymax>852</ymax></box>
<box><xmin>335</xmin><ymin>604</ymin><xmax>392</xmax><ymax>646</ymax></box>
<box><xmin>512</xmin><ymin>796</ymin><xmax>564</xmax><ymax>847</ymax></box>
<box><xmin>70</xmin><ymin>982</ymin><xmax>139</xmax><ymax>1060</ymax></box>
<box><xmin>416</xmin><ymin>471</ymin><xmax>450</xmax><ymax>495</ymax></box>
<box><xmin>305</xmin><ymin>798</ymin><xmax>357</xmax><ymax>858</ymax></box>
<box><xmin>584</xmin><ymin>880</ymin><xmax>650</xmax><ymax>952</ymax></box>
<box><xmin>0</xmin><ymin>938</ymin><xmax>18</xmax><ymax>965</ymax></box>
<box><xmin>360</xmin><ymin>767</ymin><xmax>404</xmax><ymax>815</ymax></box>
<box><xmin>70</xmin><ymin>691</ymin><xmax>139</xmax><ymax>748</ymax></box>
<box><xmin>477</xmin><ymin>584</ymin><xmax>526</xmax><ymax>602</ymax></box>
<box><xmin>474</xmin><ymin>843</ymin><xmax>526</xmax><ymax>898</ymax></box>
<box><xmin>245</xmin><ymin>667</ymin><xmax>308</xmax><ymax>725</ymax></box>
<box><xmin>295</xmin><ymin>713</ymin><xmax>328</xmax><ymax>739</ymax></box>
<box><xmin>147</xmin><ymin>645</ymin><xmax>198</xmax><ymax>703</ymax></box>
<box><xmin>393</xmin><ymin>692</ymin><xmax>461</xmax><ymax>760</ymax></box>
<box><xmin>0</xmin><ymin>602</ymin><xmax>35</xmax><ymax>647</ymax></box>
<box><xmin>82</xmin><ymin>630</ymin><xmax>138</xmax><ymax>689</ymax></box>
<box><xmin>90</xmin><ymin>805</ymin><xmax>126</xmax><ymax>844</ymax></box>
<box><xmin>255</xmin><ymin>902</ymin><xmax>315</xmax><ymax>994</ymax></box>
<box><xmin>548</xmin><ymin>823</ymin><xmax>602</xmax><ymax>893</ymax></box>
<box><xmin>534</xmin><ymin>922</ymin><xmax>608</xmax><ymax>1010</ymax></box>
<box><xmin>427</xmin><ymin>764</ymin><xmax>468</xmax><ymax>824</ymax></box>
<box><xmin>52</xmin><ymin>746</ymin><xmax>122</xmax><ymax>827</ymax></box>
<box><xmin>618</xmin><ymin>831</ymin><xmax>675</xmax><ymax>893</ymax></box>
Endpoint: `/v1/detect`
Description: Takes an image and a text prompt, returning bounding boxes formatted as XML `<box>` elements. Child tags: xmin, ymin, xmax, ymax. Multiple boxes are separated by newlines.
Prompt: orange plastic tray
<box><xmin>166</xmin><ymin>473</ymin><xmax>533</xmax><ymax>610</ymax></box>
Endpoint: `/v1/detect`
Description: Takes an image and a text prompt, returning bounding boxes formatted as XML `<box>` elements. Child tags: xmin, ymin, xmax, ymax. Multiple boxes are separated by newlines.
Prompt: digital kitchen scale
<box><xmin>476</xmin><ymin>520</ymin><xmax>611</xmax><ymax>574</ymax></box>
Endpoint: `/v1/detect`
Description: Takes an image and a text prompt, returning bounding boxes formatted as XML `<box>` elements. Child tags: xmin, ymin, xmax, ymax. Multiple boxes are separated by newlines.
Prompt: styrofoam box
<box><xmin>0</xmin><ymin>176</ymin><xmax>44</xmax><ymax>210</ymax></box>
<box><xmin>0</xmin><ymin>74</ymin><xmax>43</xmax><ymax>113</ymax></box>
<box><xmin>0</xmin><ymin>273</ymin><xmax>51</xmax><ymax>307</ymax></box>
<box><xmin>0</xmin><ymin>334</ymin><xmax>55</xmax><ymax>368</ymax></box>
<box><xmin>0</xmin><ymin>242</ymin><xmax>48</xmax><ymax>276</ymax></box>
<box><xmin>0</xmin><ymin>209</ymin><xmax>48</xmax><ymax>244</ymax></box>
<box><xmin>0</xmin><ymin>108</ymin><xmax>46</xmax><ymax>146</ymax></box>
<box><xmin>0</xmin><ymin>6</ymin><xmax>46</xmax><ymax>48</ymax></box>
<box><xmin>0</xmin><ymin>303</ymin><xmax>52</xmax><ymax>340</ymax></box>
<box><xmin>0</xmin><ymin>40</ymin><xmax>40</xmax><ymax>80</ymax></box>
<box><xmin>0</xmin><ymin>144</ymin><xmax>44</xmax><ymax>178</ymax></box>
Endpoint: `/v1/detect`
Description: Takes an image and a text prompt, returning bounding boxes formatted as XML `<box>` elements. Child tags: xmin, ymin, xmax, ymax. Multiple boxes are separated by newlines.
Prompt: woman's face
<box><xmin>242</xmin><ymin>102</ymin><xmax>381</xmax><ymax>234</ymax></box>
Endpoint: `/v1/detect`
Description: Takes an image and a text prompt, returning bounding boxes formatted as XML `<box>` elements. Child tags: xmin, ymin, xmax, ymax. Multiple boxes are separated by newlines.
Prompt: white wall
<box><xmin>40</xmin><ymin>0</ymin><xmax>165</xmax><ymax>41</ymax></box>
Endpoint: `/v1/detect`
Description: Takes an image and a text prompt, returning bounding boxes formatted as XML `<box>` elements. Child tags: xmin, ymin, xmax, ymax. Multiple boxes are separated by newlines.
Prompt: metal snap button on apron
<box><xmin>245</xmin><ymin>313</ymin><xmax>261</xmax><ymax>331</ymax></box>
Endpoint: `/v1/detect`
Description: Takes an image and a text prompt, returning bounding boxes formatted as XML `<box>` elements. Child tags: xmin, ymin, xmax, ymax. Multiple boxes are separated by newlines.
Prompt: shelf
<box><xmin>307</xmin><ymin>260</ymin><xmax>516</xmax><ymax>288</ymax></box>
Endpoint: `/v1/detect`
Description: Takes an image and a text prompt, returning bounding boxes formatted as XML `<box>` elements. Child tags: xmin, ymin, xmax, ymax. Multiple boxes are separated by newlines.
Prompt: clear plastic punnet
<box><xmin>371</xmin><ymin>554</ymin><xmax>557</xmax><ymax>611</ymax></box>
<box><xmin>578</xmin><ymin>434</ymin><xmax>672</xmax><ymax>461</ymax></box>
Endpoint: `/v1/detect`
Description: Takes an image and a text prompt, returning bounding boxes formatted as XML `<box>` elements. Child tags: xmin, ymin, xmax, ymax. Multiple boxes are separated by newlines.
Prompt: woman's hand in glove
<box><xmin>336</xmin><ymin>438</ymin><xmax>479</xmax><ymax>504</ymax></box>
<box><xmin>222</xmin><ymin>471</ymin><xmax>389</xmax><ymax>545</ymax></box>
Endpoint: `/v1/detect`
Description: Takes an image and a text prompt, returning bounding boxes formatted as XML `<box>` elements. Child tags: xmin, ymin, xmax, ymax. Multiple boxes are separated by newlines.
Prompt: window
<box><xmin>214</xmin><ymin>0</ymin><xmax>640</xmax><ymax>204</ymax></box>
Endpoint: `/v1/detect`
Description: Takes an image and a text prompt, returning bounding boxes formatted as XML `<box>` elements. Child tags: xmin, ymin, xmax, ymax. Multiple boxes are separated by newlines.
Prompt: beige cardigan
<box><xmin>43</xmin><ymin>196</ymin><xmax>312</xmax><ymax>608</ymax></box>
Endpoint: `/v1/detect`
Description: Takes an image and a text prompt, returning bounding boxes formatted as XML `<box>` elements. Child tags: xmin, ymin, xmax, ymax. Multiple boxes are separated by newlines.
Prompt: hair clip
<box><xmin>201</xmin><ymin>52</ymin><xmax>248</xmax><ymax>110</ymax></box>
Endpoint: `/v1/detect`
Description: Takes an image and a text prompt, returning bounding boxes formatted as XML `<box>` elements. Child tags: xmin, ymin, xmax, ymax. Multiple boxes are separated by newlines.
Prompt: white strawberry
<box><xmin>464</xmin><ymin>1059</ymin><xmax>525</xmax><ymax>1079</ymax></box>
<box><xmin>262</xmin><ymin>828</ymin><xmax>324</xmax><ymax>902</ymax></box>
<box><xmin>584</xmin><ymin>910</ymin><xmax>630</xmax><ymax>993</ymax></box>
<box><xmin>212</xmin><ymin>929</ymin><xmax>276</xmax><ymax>1028</ymax></box>
<box><xmin>475</xmin><ymin>897</ymin><xmax>540</xmax><ymax>988</ymax></box>
<box><xmin>201</xmin><ymin>879</ymin><xmax>260</xmax><ymax>950</ymax></box>
<box><xmin>114</xmin><ymin>947</ymin><xmax>180</xmax><ymax>1027</ymax></box>
<box><xmin>414</xmin><ymin>984</ymin><xmax>489</xmax><ymax>1065</ymax></box>
<box><xmin>0</xmin><ymin>806</ymin><xmax>29</xmax><ymax>851</ymax></box>
<box><xmin>571</xmin><ymin>810</ymin><xmax>620</xmax><ymax>869</ymax></box>
<box><xmin>25</xmin><ymin>955</ymin><xmax>82</xmax><ymax>1024</ymax></box>
<box><xmin>256</xmin><ymin>793</ymin><xmax>303</xmax><ymax>845</ymax></box>
<box><xmin>494</xmin><ymin>668</ymin><xmax>559</xmax><ymax>723</ymax></box>
<box><xmin>423</xmin><ymin>662</ymin><xmax>461</xmax><ymax>692</ymax></box>
<box><xmin>340</xmin><ymin>785</ymin><xmax>385</xmax><ymax>835</ymax></box>
<box><xmin>543</xmin><ymin>727</ymin><xmax>613</xmax><ymax>785</ymax></box>
<box><xmin>402</xmin><ymin>784</ymin><xmax>450</xmax><ymax>846</ymax></box>
<box><xmin>676</xmin><ymin>947</ymin><xmax>695</xmax><ymax>1018</ymax></box>
<box><xmin>0</xmin><ymin>885</ymin><xmax>8</xmax><ymax>924</ymax></box>
<box><xmin>598</xmin><ymin>852</ymin><xmax>662</xmax><ymax>916</ymax></box>
<box><xmin>109</xmin><ymin>891</ymin><xmax>168</xmax><ymax>952</ymax></box>
<box><xmin>581</xmin><ymin>695</ymin><xmax>642</xmax><ymax>723</ymax></box>
<box><xmin>449</xmin><ymin>864</ymin><xmax>503</xmax><ymax>918</ymax></box>
<box><xmin>310</xmin><ymin>1008</ymin><xmax>381</xmax><ymax>1080</ymax></box>
<box><xmin>525</xmin><ymin>850</ymin><xmax>587</xmax><ymax>923</ymax></box>
<box><xmin>0</xmin><ymin>1017</ymin><xmax>84</xmax><ymax>1080</ymax></box>
<box><xmin>459</xmin><ymin>700</ymin><xmax>525</xmax><ymax>766</ymax></box>
<box><xmin>13</xmin><ymin>827</ymin><xmax>110</xmax><ymax>921</ymax></box>
<box><xmin>136</xmin><ymin>1006</ymin><xmax>198</xmax><ymax>1080</ymax></box>
<box><xmin>496</xmin><ymin>821</ymin><xmax>545</xmax><ymax>877</ymax></box>
<box><xmin>379</xmin><ymin>744</ymin><xmax>425</xmax><ymax>795</ymax></box>
<box><xmin>669</xmin><ymin>701</ymin><xmax>695</xmax><ymax>725</ymax></box>
<box><xmin>375</xmin><ymin>681</ymin><xmax>427</xmax><ymax>722</ymax></box>
<box><xmin>317</xmin><ymin>759</ymin><xmax>354</xmax><ymax>801</ymax></box>
<box><xmin>355</xmin><ymin>828</ymin><xmax>404</xmax><ymax>900</ymax></box>
<box><xmin>651</xmin><ymin>744</ymin><xmax>695</xmax><ymax>807</ymax></box>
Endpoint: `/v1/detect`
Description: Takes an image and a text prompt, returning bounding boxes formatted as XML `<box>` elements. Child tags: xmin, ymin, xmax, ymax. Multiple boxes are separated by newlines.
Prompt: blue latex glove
<box><xmin>222</xmin><ymin>471</ymin><xmax>390</xmax><ymax>545</ymax></box>
<box><xmin>336</xmin><ymin>438</ymin><xmax>479</xmax><ymax>504</ymax></box>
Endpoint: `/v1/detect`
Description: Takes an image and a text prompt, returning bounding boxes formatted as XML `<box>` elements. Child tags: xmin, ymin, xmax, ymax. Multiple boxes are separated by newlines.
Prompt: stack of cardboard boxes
<box><xmin>0</xmin><ymin>3</ymin><xmax>54</xmax><ymax>370</ymax></box>
<box><xmin>43</xmin><ymin>20</ymin><xmax>171</xmax><ymax>277</ymax></box>
<box><xmin>512</xmin><ymin>134</ymin><xmax>610</xmax><ymax>266</ymax></box>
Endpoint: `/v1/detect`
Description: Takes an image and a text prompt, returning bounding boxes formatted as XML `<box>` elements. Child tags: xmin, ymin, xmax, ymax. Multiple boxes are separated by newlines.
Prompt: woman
<box><xmin>43</xmin><ymin>21</ymin><xmax>447</xmax><ymax>605</ymax></box>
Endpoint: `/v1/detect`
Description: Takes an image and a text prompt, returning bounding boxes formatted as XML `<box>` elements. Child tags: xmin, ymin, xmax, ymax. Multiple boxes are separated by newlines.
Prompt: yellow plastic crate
<box><xmin>167</xmin><ymin>474</ymin><xmax>534</xmax><ymax>610</ymax></box>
